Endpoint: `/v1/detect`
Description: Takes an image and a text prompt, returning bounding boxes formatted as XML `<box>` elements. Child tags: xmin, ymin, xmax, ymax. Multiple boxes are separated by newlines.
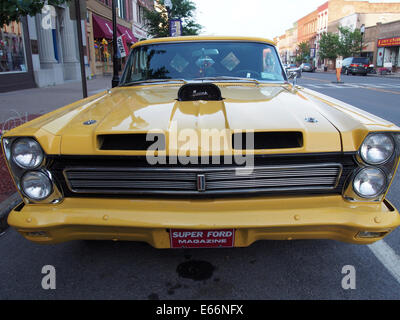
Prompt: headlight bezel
<box><xmin>1</xmin><ymin>136</ymin><xmax>63</xmax><ymax>204</ymax></box>
<box><xmin>358</xmin><ymin>133</ymin><xmax>395</xmax><ymax>166</ymax></box>
<box><xmin>20</xmin><ymin>170</ymin><xmax>54</xmax><ymax>201</ymax></box>
<box><xmin>352</xmin><ymin>167</ymin><xmax>387</xmax><ymax>199</ymax></box>
<box><xmin>344</xmin><ymin>131</ymin><xmax>400</xmax><ymax>202</ymax></box>
<box><xmin>11</xmin><ymin>137</ymin><xmax>44</xmax><ymax>169</ymax></box>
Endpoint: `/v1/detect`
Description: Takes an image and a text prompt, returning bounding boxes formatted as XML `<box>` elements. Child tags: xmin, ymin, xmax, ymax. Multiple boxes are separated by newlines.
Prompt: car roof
<box><xmin>131</xmin><ymin>36</ymin><xmax>276</xmax><ymax>49</ymax></box>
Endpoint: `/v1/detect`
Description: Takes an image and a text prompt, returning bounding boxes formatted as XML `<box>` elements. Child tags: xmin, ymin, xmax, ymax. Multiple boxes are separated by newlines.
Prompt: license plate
<box><xmin>170</xmin><ymin>229</ymin><xmax>235</xmax><ymax>248</ymax></box>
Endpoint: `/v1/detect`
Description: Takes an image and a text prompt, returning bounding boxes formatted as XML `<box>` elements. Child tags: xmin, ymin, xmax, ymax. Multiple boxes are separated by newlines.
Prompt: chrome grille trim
<box><xmin>63</xmin><ymin>163</ymin><xmax>343</xmax><ymax>195</ymax></box>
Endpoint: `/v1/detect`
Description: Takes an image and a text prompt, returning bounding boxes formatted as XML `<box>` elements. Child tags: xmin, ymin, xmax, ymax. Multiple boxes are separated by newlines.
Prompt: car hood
<box><xmin>6</xmin><ymin>83</ymin><xmax>398</xmax><ymax>155</ymax></box>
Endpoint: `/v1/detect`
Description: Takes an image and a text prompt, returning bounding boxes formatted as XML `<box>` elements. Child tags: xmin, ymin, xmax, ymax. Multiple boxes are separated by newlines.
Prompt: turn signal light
<box><xmin>356</xmin><ymin>231</ymin><xmax>389</xmax><ymax>239</ymax></box>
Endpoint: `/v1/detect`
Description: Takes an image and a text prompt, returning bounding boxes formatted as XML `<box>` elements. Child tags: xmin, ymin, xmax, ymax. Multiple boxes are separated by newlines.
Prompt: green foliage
<box><xmin>319</xmin><ymin>32</ymin><xmax>340</xmax><ymax>60</ymax></box>
<box><xmin>0</xmin><ymin>0</ymin><xmax>70</xmax><ymax>26</ymax></box>
<box><xmin>337</xmin><ymin>26</ymin><xmax>363</xmax><ymax>58</ymax></box>
<box><xmin>144</xmin><ymin>0</ymin><xmax>202</xmax><ymax>38</ymax></box>
<box><xmin>317</xmin><ymin>27</ymin><xmax>363</xmax><ymax>60</ymax></box>
<box><xmin>295</xmin><ymin>41</ymin><xmax>310</xmax><ymax>63</ymax></box>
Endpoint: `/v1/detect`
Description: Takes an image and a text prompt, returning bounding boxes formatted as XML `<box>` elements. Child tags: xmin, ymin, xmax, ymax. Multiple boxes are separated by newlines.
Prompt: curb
<box><xmin>0</xmin><ymin>192</ymin><xmax>22</xmax><ymax>236</ymax></box>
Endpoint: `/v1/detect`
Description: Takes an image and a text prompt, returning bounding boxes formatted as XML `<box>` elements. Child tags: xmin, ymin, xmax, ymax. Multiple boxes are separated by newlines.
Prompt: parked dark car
<box><xmin>300</xmin><ymin>63</ymin><xmax>315</xmax><ymax>72</ymax></box>
<box><xmin>342</xmin><ymin>57</ymin><xmax>369</xmax><ymax>76</ymax></box>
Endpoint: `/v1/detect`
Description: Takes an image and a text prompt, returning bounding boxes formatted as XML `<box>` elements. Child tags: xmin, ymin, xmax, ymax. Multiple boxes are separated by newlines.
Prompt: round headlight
<box><xmin>11</xmin><ymin>138</ymin><xmax>44</xmax><ymax>169</ymax></box>
<box><xmin>21</xmin><ymin>171</ymin><xmax>52</xmax><ymax>201</ymax></box>
<box><xmin>360</xmin><ymin>134</ymin><xmax>394</xmax><ymax>165</ymax></box>
<box><xmin>353</xmin><ymin>167</ymin><xmax>386</xmax><ymax>199</ymax></box>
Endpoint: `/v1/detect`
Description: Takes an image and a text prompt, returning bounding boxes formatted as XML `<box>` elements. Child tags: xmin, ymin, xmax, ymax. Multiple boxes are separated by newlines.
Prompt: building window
<box><xmin>118</xmin><ymin>0</ymin><xmax>127</xmax><ymax>20</ymax></box>
<box><xmin>0</xmin><ymin>21</ymin><xmax>27</xmax><ymax>73</ymax></box>
<box><xmin>137</xmin><ymin>4</ymin><xmax>147</xmax><ymax>25</ymax></box>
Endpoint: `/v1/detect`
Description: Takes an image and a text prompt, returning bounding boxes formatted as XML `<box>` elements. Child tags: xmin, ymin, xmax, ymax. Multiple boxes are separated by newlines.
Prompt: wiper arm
<box><xmin>193</xmin><ymin>76</ymin><xmax>260</xmax><ymax>84</ymax></box>
<box><xmin>122</xmin><ymin>79</ymin><xmax>188</xmax><ymax>86</ymax></box>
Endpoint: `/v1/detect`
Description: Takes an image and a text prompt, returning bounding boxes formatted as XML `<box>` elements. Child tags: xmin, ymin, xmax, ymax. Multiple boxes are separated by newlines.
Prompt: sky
<box><xmin>192</xmin><ymin>0</ymin><xmax>400</xmax><ymax>40</ymax></box>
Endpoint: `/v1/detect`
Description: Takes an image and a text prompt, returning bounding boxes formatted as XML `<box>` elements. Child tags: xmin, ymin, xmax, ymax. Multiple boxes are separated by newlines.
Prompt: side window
<box><xmin>124</xmin><ymin>48</ymin><xmax>147</xmax><ymax>82</ymax></box>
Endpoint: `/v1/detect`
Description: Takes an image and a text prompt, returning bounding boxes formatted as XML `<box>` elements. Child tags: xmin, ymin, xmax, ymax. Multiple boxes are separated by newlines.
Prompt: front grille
<box><xmin>50</xmin><ymin>153</ymin><xmax>357</xmax><ymax>198</ymax></box>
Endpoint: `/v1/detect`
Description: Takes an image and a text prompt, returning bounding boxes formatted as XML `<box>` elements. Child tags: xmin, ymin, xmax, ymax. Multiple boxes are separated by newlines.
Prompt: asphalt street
<box><xmin>1</xmin><ymin>73</ymin><xmax>400</xmax><ymax>299</ymax></box>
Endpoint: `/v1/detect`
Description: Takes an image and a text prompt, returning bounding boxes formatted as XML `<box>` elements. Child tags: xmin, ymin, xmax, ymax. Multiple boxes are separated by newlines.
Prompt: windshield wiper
<box><xmin>193</xmin><ymin>76</ymin><xmax>261</xmax><ymax>84</ymax></box>
<box><xmin>122</xmin><ymin>79</ymin><xmax>188</xmax><ymax>86</ymax></box>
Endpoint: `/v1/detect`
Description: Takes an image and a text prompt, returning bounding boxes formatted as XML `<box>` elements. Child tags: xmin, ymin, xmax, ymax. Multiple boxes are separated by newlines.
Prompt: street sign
<box><xmin>169</xmin><ymin>19</ymin><xmax>182</xmax><ymax>37</ymax></box>
<box><xmin>69</xmin><ymin>0</ymin><xmax>86</xmax><ymax>20</ymax></box>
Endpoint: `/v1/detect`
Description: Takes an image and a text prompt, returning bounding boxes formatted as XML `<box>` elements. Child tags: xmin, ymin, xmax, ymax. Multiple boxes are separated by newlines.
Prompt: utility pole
<box><xmin>111</xmin><ymin>0</ymin><xmax>120</xmax><ymax>88</ymax></box>
<box><xmin>74</xmin><ymin>0</ymin><xmax>88</xmax><ymax>98</ymax></box>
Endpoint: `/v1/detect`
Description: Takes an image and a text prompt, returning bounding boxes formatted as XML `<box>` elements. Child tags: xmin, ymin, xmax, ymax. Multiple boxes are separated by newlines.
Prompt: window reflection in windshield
<box><xmin>120</xmin><ymin>41</ymin><xmax>286</xmax><ymax>84</ymax></box>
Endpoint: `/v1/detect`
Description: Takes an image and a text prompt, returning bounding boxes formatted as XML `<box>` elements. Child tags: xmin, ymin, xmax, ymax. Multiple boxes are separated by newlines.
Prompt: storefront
<box><xmin>0</xmin><ymin>17</ymin><xmax>35</xmax><ymax>92</ymax></box>
<box><xmin>376</xmin><ymin>37</ymin><xmax>400</xmax><ymax>71</ymax></box>
<box><xmin>89</xmin><ymin>13</ymin><xmax>137</xmax><ymax>76</ymax></box>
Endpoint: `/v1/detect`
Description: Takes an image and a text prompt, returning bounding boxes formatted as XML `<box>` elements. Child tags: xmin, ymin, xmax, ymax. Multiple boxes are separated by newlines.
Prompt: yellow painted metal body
<box><xmin>7</xmin><ymin>196</ymin><xmax>400</xmax><ymax>246</ymax></box>
<box><xmin>3</xmin><ymin>36</ymin><xmax>400</xmax><ymax>246</ymax></box>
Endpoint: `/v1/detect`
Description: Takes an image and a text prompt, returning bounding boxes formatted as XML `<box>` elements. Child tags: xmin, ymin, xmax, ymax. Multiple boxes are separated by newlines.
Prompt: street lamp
<box><xmin>111</xmin><ymin>0</ymin><xmax>119</xmax><ymax>88</ymax></box>
<box><xmin>360</xmin><ymin>24</ymin><xmax>365</xmax><ymax>57</ymax></box>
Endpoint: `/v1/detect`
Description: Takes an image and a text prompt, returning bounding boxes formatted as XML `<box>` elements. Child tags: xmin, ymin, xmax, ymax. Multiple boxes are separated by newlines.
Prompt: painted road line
<box><xmin>304</xmin><ymin>84</ymin><xmax>325</xmax><ymax>88</ymax></box>
<box><xmin>340</xmin><ymin>83</ymin><xmax>361</xmax><ymax>88</ymax></box>
<box><xmin>362</xmin><ymin>84</ymin><xmax>389</xmax><ymax>88</ymax></box>
<box><xmin>302</xmin><ymin>82</ymin><xmax>400</xmax><ymax>95</ymax></box>
<box><xmin>368</xmin><ymin>240</ymin><xmax>400</xmax><ymax>284</ymax></box>
<box><xmin>363</xmin><ymin>86</ymin><xmax>400</xmax><ymax>95</ymax></box>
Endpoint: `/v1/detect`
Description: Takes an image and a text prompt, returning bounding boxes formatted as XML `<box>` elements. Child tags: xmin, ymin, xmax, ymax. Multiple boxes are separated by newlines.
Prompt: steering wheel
<box><xmin>233</xmin><ymin>69</ymin><xmax>261</xmax><ymax>78</ymax></box>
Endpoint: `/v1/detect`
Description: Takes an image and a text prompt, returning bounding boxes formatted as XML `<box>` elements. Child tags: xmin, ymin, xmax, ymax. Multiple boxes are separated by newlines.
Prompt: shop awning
<box><xmin>92</xmin><ymin>14</ymin><xmax>137</xmax><ymax>44</ymax></box>
<box><xmin>117</xmin><ymin>25</ymin><xmax>137</xmax><ymax>44</ymax></box>
<box><xmin>92</xmin><ymin>14</ymin><xmax>114</xmax><ymax>39</ymax></box>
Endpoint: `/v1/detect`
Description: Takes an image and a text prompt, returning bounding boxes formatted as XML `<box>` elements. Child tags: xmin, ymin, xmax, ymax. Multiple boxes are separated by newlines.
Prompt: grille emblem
<box><xmin>197</xmin><ymin>174</ymin><xmax>206</xmax><ymax>192</ymax></box>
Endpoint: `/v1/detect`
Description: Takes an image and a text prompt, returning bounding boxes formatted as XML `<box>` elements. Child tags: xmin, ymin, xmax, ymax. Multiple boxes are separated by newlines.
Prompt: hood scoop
<box><xmin>177</xmin><ymin>83</ymin><xmax>223</xmax><ymax>101</ymax></box>
<box><xmin>233</xmin><ymin>132</ymin><xmax>303</xmax><ymax>150</ymax></box>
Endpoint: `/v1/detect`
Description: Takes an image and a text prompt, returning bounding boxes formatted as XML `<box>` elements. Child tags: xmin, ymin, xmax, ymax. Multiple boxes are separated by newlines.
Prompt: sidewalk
<box><xmin>0</xmin><ymin>76</ymin><xmax>111</xmax><ymax>206</ymax></box>
<box><xmin>0</xmin><ymin>76</ymin><xmax>112</xmax><ymax>116</ymax></box>
<box><xmin>315</xmin><ymin>69</ymin><xmax>400</xmax><ymax>79</ymax></box>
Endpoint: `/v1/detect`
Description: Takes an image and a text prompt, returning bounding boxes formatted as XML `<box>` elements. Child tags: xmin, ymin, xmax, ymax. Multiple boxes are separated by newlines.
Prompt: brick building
<box><xmin>86</xmin><ymin>0</ymin><xmax>137</xmax><ymax>76</ymax></box>
<box><xmin>316</xmin><ymin>2</ymin><xmax>329</xmax><ymax>67</ymax></box>
<box><xmin>363</xmin><ymin>20</ymin><xmax>400</xmax><ymax>71</ymax></box>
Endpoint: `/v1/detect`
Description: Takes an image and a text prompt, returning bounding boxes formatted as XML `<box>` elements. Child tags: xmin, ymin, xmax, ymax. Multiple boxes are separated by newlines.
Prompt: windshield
<box><xmin>353</xmin><ymin>57</ymin><xmax>369</xmax><ymax>64</ymax></box>
<box><xmin>120</xmin><ymin>41</ymin><xmax>286</xmax><ymax>85</ymax></box>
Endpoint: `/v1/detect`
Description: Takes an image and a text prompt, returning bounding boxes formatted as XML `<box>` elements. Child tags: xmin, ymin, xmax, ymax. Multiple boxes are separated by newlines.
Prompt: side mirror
<box><xmin>287</xmin><ymin>67</ymin><xmax>302</xmax><ymax>80</ymax></box>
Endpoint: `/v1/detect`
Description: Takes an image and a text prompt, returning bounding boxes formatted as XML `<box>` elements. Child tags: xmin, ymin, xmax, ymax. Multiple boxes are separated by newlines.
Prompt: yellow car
<box><xmin>2</xmin><ymin>36</ymin><xmax>400</xmax><ymax>248</ymax></box>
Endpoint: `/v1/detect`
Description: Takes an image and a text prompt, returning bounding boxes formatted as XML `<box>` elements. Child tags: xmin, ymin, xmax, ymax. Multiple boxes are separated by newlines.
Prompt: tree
<box><xmin>319</xmin><ymin>32</ymin><xmax>340</xmax><ymax>60</ymax></box>
<box><xmin>144</xmin><ymin>0</ymin><xmax>202</xmax><ymax>38</ymax></box>
<box><xmin>337</xmin><ymin>26</ymin><xmax>363</xmax><ymax>58</ymax></box>
<box><xmin>0</xmin><ymin>0</ymin><xmax>70</xmax><ymax>26</ymax></box>
<box><xmin>295</xmin><ymin>41</ymin><xmax>310</xmax><ymax>63</ymax></box>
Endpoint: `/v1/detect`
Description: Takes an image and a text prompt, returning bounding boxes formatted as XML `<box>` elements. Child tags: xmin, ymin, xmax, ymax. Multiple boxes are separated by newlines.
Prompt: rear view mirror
<box><xmin>192</xmin><ymin>48</ymin><xmax>220</xmax><ymax>57</ymax></box>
